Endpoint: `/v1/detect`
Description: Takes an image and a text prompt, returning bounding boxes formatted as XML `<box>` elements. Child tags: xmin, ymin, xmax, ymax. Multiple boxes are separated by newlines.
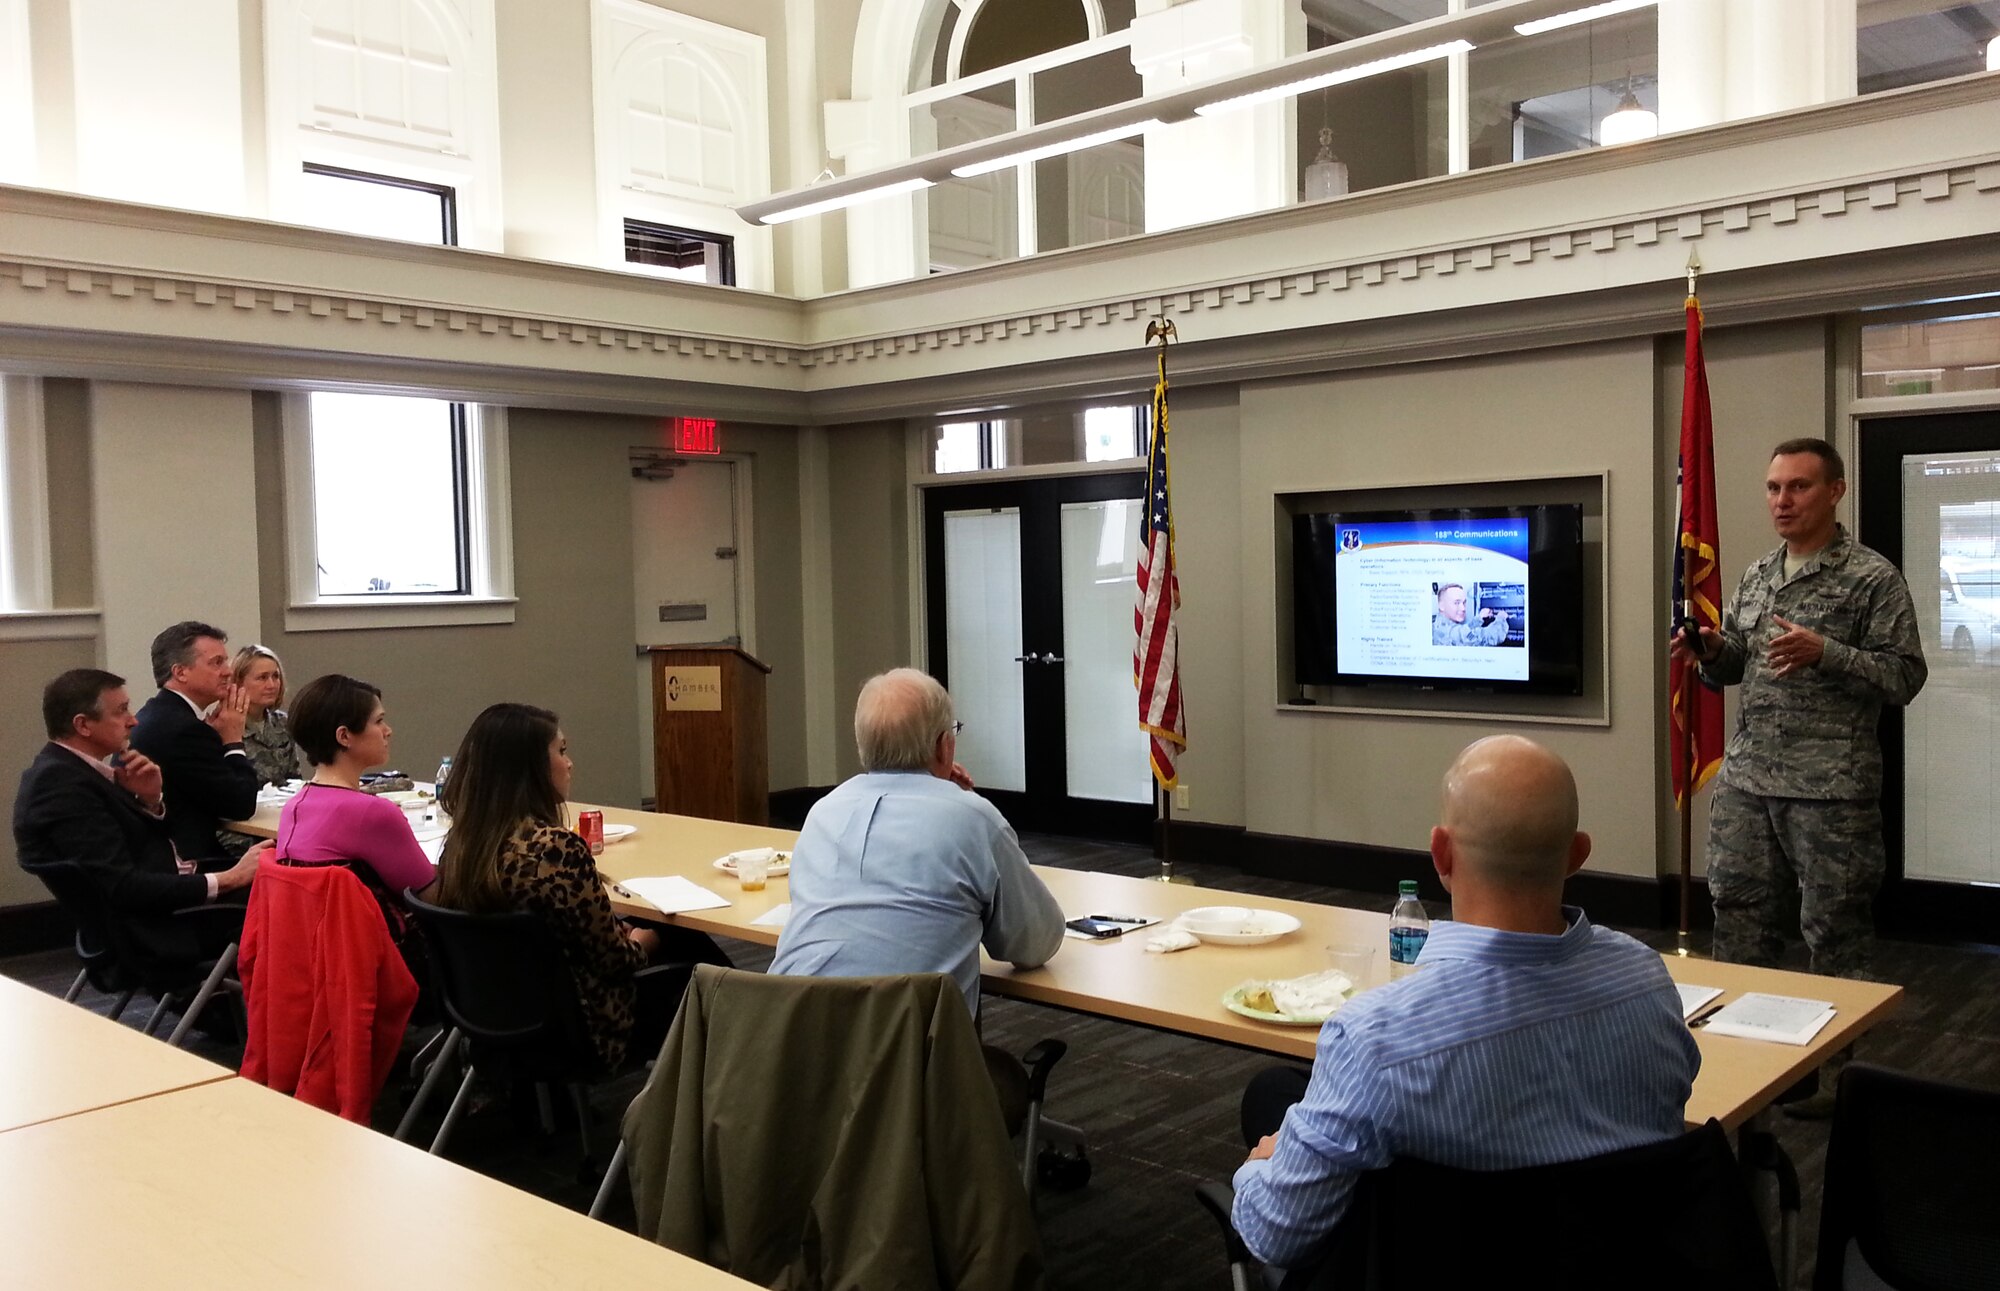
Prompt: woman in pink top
<box><xmin>276</xmin><ymin>674</ymin><xmax>436</xmax><ymax>902</ymax></box>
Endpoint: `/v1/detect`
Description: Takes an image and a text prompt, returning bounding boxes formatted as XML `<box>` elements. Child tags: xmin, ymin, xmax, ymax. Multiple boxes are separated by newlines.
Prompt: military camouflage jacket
<box><xmin>1432</xmin><ymin>613</ymin><xmax>1508</xmax><ymax>646</ymax></box>
<box><xmin>1700</xmin><ymin>525</ymin><xmax>1926</xmax><ymax>800</ymax></box>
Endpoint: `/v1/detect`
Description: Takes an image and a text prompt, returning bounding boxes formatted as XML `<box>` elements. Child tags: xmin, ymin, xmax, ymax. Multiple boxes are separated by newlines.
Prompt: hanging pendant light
<box><xmin>1303</xmin><ymin>126</ymin><xmax>1351</xmax><ymax>200</ymax></box>
<box><xmin>1599</xmin><ymin>84</ymin><xmax>1657</xmax><ymax>145</ymax></box>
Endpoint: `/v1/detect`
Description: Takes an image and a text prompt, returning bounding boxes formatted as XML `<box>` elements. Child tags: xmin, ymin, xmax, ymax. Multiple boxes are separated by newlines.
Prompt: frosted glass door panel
<box><xmin>1901</xmin><ymin>452</ymin><xmax>2000</xmax><ymax>883</ymax></box>
<box><xmin>1060</xmin><ymin>500</ymin><xmax>1152</xmax><ymax>804</ymax></box>
<box><xmin>944</xmin><ymin>509</ymin><xmax>1028</xmax><ymax>792</ymax></box>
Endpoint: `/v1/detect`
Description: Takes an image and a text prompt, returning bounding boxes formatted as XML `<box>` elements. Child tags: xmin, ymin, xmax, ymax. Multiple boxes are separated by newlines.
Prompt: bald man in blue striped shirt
<box><xmin>1232</xmin><ymin>736</ymin><xmax>1699</xmax><ymax>1273</ymax></box>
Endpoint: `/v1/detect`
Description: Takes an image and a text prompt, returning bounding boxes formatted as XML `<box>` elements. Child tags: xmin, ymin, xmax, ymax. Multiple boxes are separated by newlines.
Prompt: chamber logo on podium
<box><xmin>660</xmin><ymin>666</ymin><xmax>723</xmax><ymax>712</ymax></box>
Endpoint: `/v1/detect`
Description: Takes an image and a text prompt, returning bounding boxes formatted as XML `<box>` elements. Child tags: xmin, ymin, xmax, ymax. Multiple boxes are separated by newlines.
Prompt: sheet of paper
<box><xmin>750</xmin><ymin>903</ymin><xmax>791</xmax><ymax>928</ymax></box>
<box><xmin>1676</xmin><ymin>983</ymin><xmax>1724</xmax><ymax>1021</ymax></box>
<box><xmin>621</xmin><ymin>875</ymin><xmax>731</xmax><ymax>915</ymax></box>
<box><xmin>1699</xmin><ymin>992</ymin><xmax>1837</xmax><ymax>1046</ymax></box>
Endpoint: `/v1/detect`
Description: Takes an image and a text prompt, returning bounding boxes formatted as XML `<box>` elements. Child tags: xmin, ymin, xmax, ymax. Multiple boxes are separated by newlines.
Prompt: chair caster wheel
<box><xmin>1037</xmin><ymin>1143</ymin><xmax>1091</xmax><ymax>1190</ymax></box>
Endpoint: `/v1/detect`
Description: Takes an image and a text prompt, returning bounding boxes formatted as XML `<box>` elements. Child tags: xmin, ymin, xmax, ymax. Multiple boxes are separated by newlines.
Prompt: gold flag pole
<box><xmin>1143</xmin><ymin>316</ymin><xmax>1188</xmax><ymax>883</ymax></box>
<box><xmin>1677</xmin><ymin>248</ymin><xmax>1701</xmax><ymax>958</ymax></box>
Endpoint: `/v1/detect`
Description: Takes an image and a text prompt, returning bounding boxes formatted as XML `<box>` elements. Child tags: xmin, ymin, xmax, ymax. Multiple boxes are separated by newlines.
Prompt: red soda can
<box><xmin>578</xmin><ymin>810</ymin><xmax>605</xmax><ymax>856</ymax></box>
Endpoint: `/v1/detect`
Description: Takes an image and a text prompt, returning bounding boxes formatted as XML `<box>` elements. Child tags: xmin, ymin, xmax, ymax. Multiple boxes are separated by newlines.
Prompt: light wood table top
<box><xmin>231</xmin><ymin>798</ymin><xmax>1903</xmax><ymax>1132</ymax></box>
<box><xmin>0</xmin><ymin>1077</ymin><xmax>757</xmax><ymax>1290</ymax></box>
<box><xmin>0</xmin><ymin>972</ymin><xmax>233</xmax><ymax>1133</ymax></box>
<box><xmin>578</xmin><ymin>802</ymin><xmax>1902</xmax><ymax>1132</ymax></box>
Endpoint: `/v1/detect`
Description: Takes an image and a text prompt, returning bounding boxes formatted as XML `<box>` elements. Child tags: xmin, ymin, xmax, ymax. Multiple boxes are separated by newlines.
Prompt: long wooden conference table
<box><xmin>234</xmin><ymin>795</ymin><xmax>1902</xmax><ymax>1133</ymax></box>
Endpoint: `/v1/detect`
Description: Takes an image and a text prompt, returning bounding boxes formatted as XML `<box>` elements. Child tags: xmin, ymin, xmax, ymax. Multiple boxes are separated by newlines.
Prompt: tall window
<box><xmin>308</xmin><ymin>393</ymin><xmax>468</xmax><ymax>596</ymax></box>
<box><xmin>284</xmin><ymin>166</ymin><xmax>512</xmax><ymax>626</ymax></box>
<box><xmin>0</xmin><ymin>376</ymin><xmax>49</xmax><ymax>615</ymax></box>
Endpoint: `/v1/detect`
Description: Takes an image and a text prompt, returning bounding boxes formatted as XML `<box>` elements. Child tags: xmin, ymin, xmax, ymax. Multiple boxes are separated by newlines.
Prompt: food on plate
<box><xmin>1239</xmin><ymin>969</ymin><xmax>1356</xmax><ymax>1019</ymax></box>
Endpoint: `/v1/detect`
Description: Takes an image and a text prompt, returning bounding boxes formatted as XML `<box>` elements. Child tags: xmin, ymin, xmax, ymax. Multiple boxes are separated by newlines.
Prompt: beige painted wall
<box><xmin>825</xmin><ymin>420</ymin><xmax>912</xmax><ymax>779</ymax></box>
<box><xmin>1230</xmin><ymin>340</ymin><xmax>1662</xmax><ymax>879</ymax></box>
<box><xmin>1653</xmin><ymin>317</ymin><xmax>1835</xmax><ymax>875</ymax></box>
<box><xmin>1157</xmin><ymin>383</ymin><xmax>1246</xmax><ymax>828</ymax></box>
<box><xmin>495</xmin><ymin>0</ymin><xmax>600</xmax><ymax>266</ymax></box>
<box><xmin>91</xmin><ymin>382</ymin><xmax>261</xmax><ymax>688</ymax></box>
<box><xmin>252</xmin><ymin>403</ymin><xmax>811</xmax><ymax>809</ymax></box>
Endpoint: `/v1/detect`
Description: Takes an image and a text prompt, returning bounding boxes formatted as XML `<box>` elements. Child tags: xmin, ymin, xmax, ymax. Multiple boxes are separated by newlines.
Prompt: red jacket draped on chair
<box><xmin>240</xmin><ymin>857</ymin><xmax>417</xmax><ymax>1123</ymax></box>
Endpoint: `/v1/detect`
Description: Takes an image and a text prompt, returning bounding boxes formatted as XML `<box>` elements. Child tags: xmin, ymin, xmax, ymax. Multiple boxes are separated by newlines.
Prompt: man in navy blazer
<box><xmin>129</xmin><ymin>621</ymin><xmax>260</xmax><ymax>863</ymax></box>
<box><xmin>15</xmin><ymin>669</ymin><xmax>263</xmax><ymax>960</ymax></box>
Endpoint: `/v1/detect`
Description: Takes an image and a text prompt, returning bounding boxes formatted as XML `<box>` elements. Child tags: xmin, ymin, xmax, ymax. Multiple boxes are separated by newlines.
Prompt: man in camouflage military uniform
<box><xmin>1673</xmin><ymin>438</ymin><xmax>1925</xmax><ymax>1114</ymax></box>
<box><xmin>1432</xmin><ymin>583</ymin><xmax>1510</xmax><ymax>646</ymax></box>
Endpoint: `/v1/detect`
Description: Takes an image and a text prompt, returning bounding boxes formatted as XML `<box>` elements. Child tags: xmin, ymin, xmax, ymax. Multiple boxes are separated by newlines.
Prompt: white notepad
<box><xmin>750</xmin><ymin>903</ymin><xmax>792</xmax><ymax>928</ymax></box>
<box><xmin>621</xmin><ymin>875</ymin><xmax>731</xmax><ymax>915</ymax></box>
<box><xmin>1676</xmin><ymin>983</ymin><xmax>1724</xmax><ymax>1021</ymax></box>
<box><xmin>1698</xmin><ymin>992</ymin><xmax>1837</xmax><ymax>1045</ymax></box>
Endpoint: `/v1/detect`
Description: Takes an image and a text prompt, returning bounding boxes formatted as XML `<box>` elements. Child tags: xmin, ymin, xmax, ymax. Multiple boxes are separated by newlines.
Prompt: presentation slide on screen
<box><xmin>1333</xmin><ymin>518</ymin><xmax>1530</xmax><ymax>682</ymax></box>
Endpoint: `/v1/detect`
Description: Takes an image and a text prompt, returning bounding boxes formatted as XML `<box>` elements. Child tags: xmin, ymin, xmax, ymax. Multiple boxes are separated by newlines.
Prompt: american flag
<box><xmin>1135</xmin><ymin>344</ymin><xmax>1186</xmax><ymax>787</ymax></box>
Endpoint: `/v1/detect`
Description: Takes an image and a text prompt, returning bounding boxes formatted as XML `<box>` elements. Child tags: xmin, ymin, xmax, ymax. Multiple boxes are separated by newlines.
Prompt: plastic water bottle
<box><xmin>433</xmin><ymin>755</ymin><xmax>452</xmax><ymax>795</ymax></box>
<box><xmin>1389</xmin><ymin>880</ymin><xmax>1430</xmax><ymax>981</ymax></box>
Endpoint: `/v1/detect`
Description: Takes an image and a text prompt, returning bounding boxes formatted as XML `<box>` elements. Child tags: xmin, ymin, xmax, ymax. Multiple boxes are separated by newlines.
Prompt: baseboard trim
<box><xmin>1165</xmin><ymin>820</ymin><xmax>1710</xmax><ymax>932</ymax></box>
<box><xmin>0</xmin><ymin>899</ymin><xmax>74</xmax><ymax>958</ymax></box>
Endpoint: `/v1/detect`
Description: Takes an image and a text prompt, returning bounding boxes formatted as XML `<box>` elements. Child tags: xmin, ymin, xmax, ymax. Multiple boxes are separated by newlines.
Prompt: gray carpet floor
<box><xmin>7</xmin><ymin>835</ymin><xmax>1997</xmax><ymax>1290</ymax></box>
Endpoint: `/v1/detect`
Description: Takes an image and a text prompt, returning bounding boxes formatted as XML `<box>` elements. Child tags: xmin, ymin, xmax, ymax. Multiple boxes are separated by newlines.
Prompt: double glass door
<box><xmin>1860</xmin><ymin>412</ymin><xmax>2000</xmax><ymax>937</ymax></box>
<box><xmin>924</xmin><ymin>473</ymin><xmax>1154</xmax><ymax>840</ymax></box>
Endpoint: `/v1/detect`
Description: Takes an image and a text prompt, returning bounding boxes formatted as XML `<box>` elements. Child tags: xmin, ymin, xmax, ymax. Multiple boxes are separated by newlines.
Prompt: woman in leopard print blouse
<box><xmin>433</xmin><ymin>702</ymin><xmax>664</xmax><ymax>1070</ymax></box>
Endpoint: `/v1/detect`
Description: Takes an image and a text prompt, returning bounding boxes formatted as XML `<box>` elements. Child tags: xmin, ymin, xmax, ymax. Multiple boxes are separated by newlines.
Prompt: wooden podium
<box><xmin>646</xmin><ymin>645</ymin><xmax>771</xmax><ymax>825</ymax></box>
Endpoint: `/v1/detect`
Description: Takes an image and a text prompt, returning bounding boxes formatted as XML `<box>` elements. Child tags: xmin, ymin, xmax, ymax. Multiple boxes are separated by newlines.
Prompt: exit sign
<box><xmin>674</xmin><ymin>417</ymin><xmax>720</xmax><ymax>455</ymax></box>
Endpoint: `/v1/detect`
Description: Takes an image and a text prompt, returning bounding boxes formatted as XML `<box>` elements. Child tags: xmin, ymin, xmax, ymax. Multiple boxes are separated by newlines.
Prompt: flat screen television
<box><xmin>1292</xmin><ymin>503</ymin><xmax>1586</xmax><ymax>695</ymax></box>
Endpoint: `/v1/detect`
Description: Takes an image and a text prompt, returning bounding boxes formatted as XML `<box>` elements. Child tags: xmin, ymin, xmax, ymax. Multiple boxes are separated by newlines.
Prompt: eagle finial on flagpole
<box><xmin>1145</xmin><ymin>317</ymin><xmax>1177</xmax><ymax>347</ymax></box>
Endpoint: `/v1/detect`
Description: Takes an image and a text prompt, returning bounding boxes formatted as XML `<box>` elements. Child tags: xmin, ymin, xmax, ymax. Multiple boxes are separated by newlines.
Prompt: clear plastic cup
<box><xmin>1326</xmin><ymin>944</ymin><xmax>1376</xmax><ymax>992</ymax></box>
<box><xmin>736</xmin><ymin>849</ymin><xmax>772</xmax><ymax>892</ymax></box>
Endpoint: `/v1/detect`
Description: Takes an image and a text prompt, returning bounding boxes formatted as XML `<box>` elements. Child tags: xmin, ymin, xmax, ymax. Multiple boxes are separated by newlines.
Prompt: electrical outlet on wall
<box><xmin>1173</xmin><ymin>784</ymin><xmax>1191</xmax><ymax>810</ymax></box>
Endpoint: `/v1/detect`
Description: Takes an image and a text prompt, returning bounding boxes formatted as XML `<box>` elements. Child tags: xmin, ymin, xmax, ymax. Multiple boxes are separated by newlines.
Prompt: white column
<box><xmin>1659</xmin><ymin>0</ymin><xmax>1856</xmax><ymax>133</ymax></box>
<box><xmin>1129</xmin><ymin>0</ymin><xmax>1304</xmax><ymax>234</ymax></box>
<box><xmin>825</xmin><ymin>95</ymin><xmax>922</xmax><ymax>289</ymax></box>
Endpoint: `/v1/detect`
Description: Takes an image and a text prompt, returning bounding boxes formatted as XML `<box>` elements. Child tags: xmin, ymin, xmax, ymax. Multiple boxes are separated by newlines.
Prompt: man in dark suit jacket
<box><xmin>15</xmin><ymin>669</ymin><xmax>263</xmax><ymax>960</ymax></box>
<box><xmin>129</xmin><ymin>620</ymin><xmax>260</xmax><ymax>863</ymax></box>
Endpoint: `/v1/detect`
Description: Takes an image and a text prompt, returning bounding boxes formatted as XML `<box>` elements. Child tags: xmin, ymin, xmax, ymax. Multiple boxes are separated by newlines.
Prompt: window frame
<box><xmin>280</xmin><ymin>392</ymin><xmax>515</xmax><ymax>631</ymax></box>
<box><xmin>622</xmin><ymin>217</ymin><xmax>738</xmax><ymax>285</ymax></box>
<box><xmin>0</xmin><ymin>376</ymin><xmax>97</xmax><ymax>640</ymax></box>
<box><xmin>300</xmin><ymin>161</ymin><xmax>460</xmax><ymax>246</ymax></box>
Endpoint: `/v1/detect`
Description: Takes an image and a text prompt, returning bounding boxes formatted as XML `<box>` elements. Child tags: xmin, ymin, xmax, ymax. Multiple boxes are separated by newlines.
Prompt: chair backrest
<box><xmin>1285</xmin><ymin>1120</ymin><xmax>1777</xmax><ymax>1291</ymax></box>
<box><xmin>402</xmin><ymin>887</ymin><xmax>598</xmax><ymax>1075</ymax></box>
<box><xmin>1815</xmin><ymin>1062</ymin><xmax>2000</xmax><ymax>1291</ymax></box>
<box><xmin>625</xmin><ymin>966</ymin><xmax>1042</xmax><ymax>1290</ymax></box>
<box><xmin>21</xmin><ymin>860</ymin><xmax>144</xmax><ymax>988</ymax></box>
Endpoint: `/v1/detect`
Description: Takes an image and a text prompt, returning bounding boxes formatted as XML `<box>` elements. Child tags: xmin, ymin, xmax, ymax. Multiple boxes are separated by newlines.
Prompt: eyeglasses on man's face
<box><xmin>943</xmin><ymin>720</ymin><xmax>964</xmax><ymax>737</ymax></box>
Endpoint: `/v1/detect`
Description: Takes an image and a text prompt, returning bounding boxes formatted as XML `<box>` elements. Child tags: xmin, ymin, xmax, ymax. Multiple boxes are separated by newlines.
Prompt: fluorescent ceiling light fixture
<box><xmin>757</xmin><ymin>176</ymin><xmax>934</xmax><ymax>225</ymax></box>
<box><xmin>1515</xmin><ymin>0</ymin><xmax>1657</xmax><ymax>36</ymax></box>
<box><xmin>1194</xmin><ymin>40</ymin><xmax>1473</xmax><ymax>117</ymax></box>
<box><xmin>950</xmin><ymin>119</ymin><xmax>1160</xmax><ymax>177</ymax></box>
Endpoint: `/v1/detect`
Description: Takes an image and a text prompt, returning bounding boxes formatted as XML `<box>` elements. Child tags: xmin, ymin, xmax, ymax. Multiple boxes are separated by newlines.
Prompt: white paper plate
<box><xmin>602</xmin><ymin>823</ymin><xmax>637</xmax><ymax>844</ymax></box>
<box><xmin>713</xmin><ymin>850</ymin><xmax>792</xmax><ymax>876</ymax></box>
<box><xmin>1221</xmin><ymin>984</ymin><xmax>1334</xmax><ymax>1026</ymax></box>
<box><xmin>1176</xmin><ymin>906</ymin><xmax>1302</xmax><ymax>946</ymax></box>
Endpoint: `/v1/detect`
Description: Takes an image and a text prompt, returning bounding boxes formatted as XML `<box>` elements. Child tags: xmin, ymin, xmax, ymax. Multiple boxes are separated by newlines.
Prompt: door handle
<box><xmin>1014</xmin><ymin>654</ymin><xmax>1034</xmax><ymax>663</ymax></box>
<box><xmin>1039</xmin><ymin>653</ymin><xmax>1065</xmax><ymax>665</ymax></box>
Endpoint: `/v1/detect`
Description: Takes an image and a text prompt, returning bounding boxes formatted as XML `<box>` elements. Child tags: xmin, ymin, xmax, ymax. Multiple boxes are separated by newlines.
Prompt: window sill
<box><xmin>0</xmin><ymin>609</ymin><xmax>101</xmax><ymax>642</ymax></box>
<box><xmin>284</xmin><ymin>597</ymin><xmax>518</xmax><ymax>633</ymax></box>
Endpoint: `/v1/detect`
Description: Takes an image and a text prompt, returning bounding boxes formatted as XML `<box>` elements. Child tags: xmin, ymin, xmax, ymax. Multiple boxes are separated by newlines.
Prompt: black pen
<box><xmin>1686</xmin><ymin>1000</ymin><xmax>1727</xmax><ymax>1029</ymax></box>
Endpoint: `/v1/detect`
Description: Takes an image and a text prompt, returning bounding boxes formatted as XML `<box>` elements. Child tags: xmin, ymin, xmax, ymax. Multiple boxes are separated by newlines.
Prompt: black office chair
<box><xmin>394</xmin><ymin>888</ymin><xmax>693</xmax><ymax>1165</ymax></box>
<box><xmin>1814</xmin><ymin>1062</ymin><xmax>2000</xmax><ymax>1291</ymax></box>
<box><xmin>1195</xmin><ymin>1119</ymin><xmax>1777</xmax><ymax>1291</ymax></box>
<box><xmin>22</xmin><ymin>859</ymin><xmax>245</xmax><ymax>1048</ymax></box>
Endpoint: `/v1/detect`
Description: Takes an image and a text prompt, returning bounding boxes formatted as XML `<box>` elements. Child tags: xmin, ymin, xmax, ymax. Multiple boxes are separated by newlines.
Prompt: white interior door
<box><xmin>632</xmin><ymin>457</ymin><xmax>739</xmax><ymax>802</ymax></box>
